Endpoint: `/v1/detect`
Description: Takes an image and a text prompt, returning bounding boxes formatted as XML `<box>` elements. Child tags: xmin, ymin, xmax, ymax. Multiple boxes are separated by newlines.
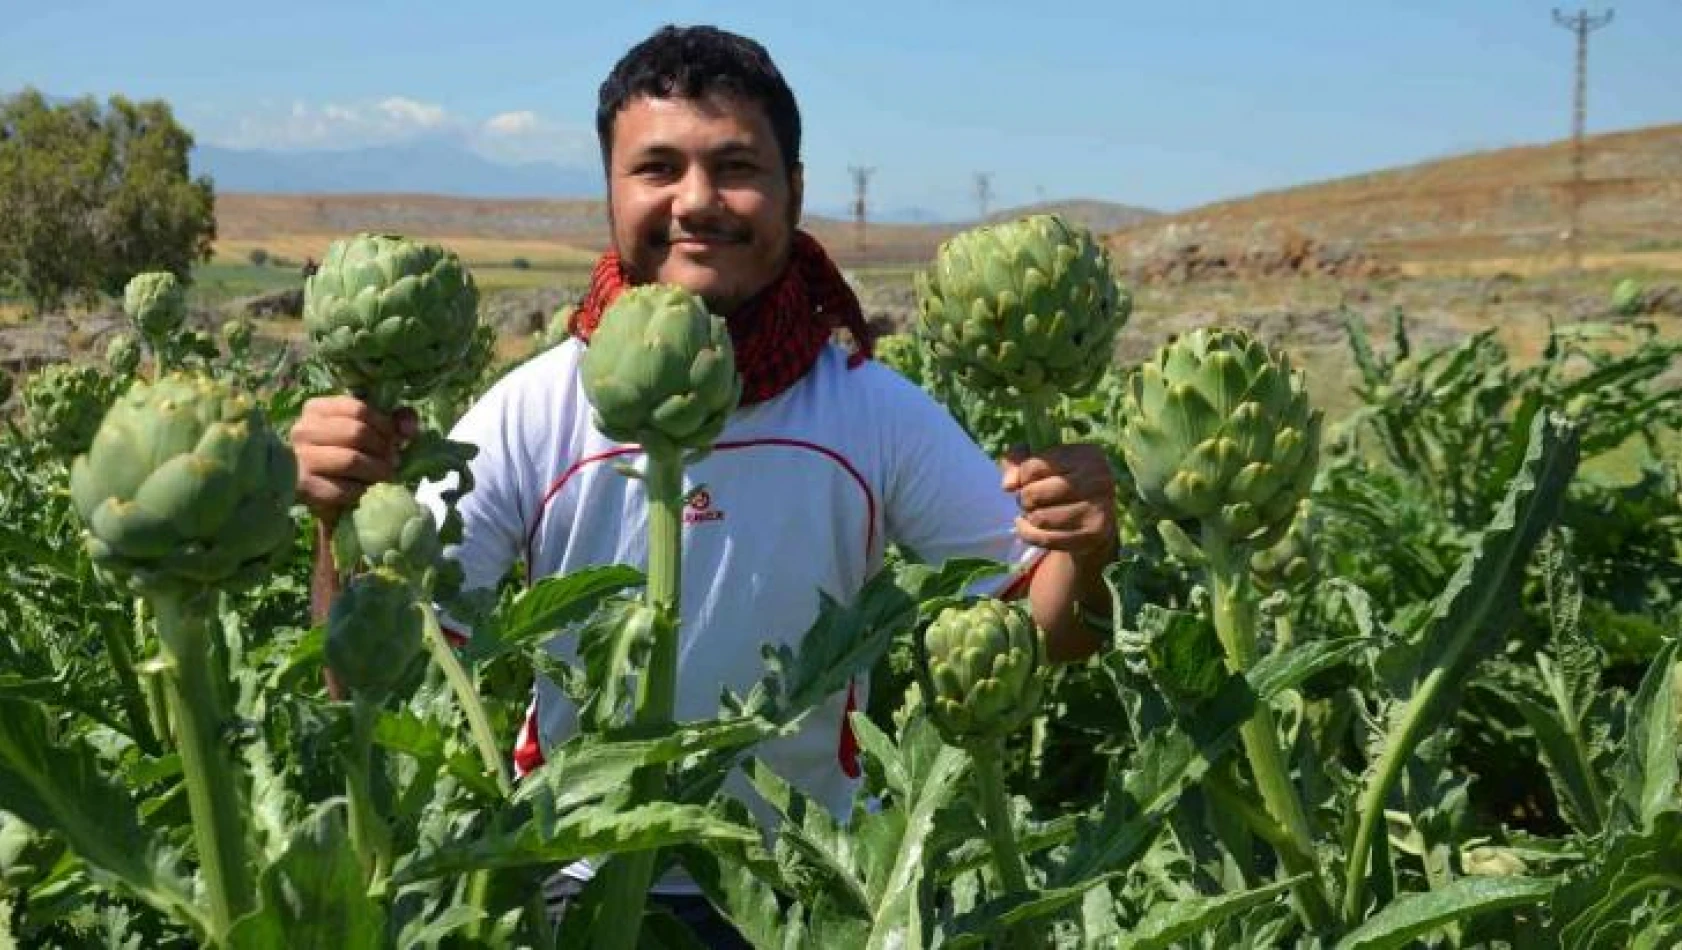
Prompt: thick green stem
<box><xmin>151</xmin><ymin>592</ymin><xmax>254</xmax><ymax>941</ymax></box>
<box><xmin>1203</xmin><ymin>530</ymin><xmax>1334</xmax><ymax>933</ymax></box>
<box><xmin>345</xmin><ymin>700</ymin><xmax>390</xmax><ymax>891</ymax></box>
<box><xmin>1020</xmin><ymin>394</ymin><xmax>1059</xmax><ymax>455</ymax></box>
<box><xmin>420</xmin><ymin>603</ymin><xmax>511</xmax><ymax>797</ymax></box>
<box><xmin>105</xmin><ymin>599</ymin><xmax>160</xmax><ymax>755</ymax></box>
<box><xmin>594</xmin><ymin>450</ymin><xmax>685</xmax><ymax>950</ymax></box>
<box><xmin>1341</xmin><ymin>663</ymin><xmax>1449</xmax><ymax>926</ymax></box>
<box><xmin>973</xmin><ymin>741</ymin><xmax>1036</xmax><ymax>949</ymax></box>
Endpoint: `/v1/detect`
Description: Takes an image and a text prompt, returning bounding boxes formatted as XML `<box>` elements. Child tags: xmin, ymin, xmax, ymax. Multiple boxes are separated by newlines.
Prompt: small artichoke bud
<box><xmin>326</xmin><ymin>569</ymin><xmax>426</xmax><ymax>702</ymax></box>
<box><xmin>342</xmin><ymin>482</ymin><xmax>442</xmax><ymax>584</ymax></box>
<box><xmin>913</xmin><ymin>213</ymin><xmax>1131</xmax><ymax>402</ymax></box>
<box><xmin>916</xmin><ymin>598</ymin><xmax>1045</xmax><ymax>748</ymax></box>
<box><xmin>22</xmin><ymin>363</ymin><xmax>110</xmax><ymax>459</ymax></box>
<box><xmin>303</xmin><ymin>232</ymin><xmax>482</xmax><ymax>409</ymax></box>
<box><xmin>1462</xmin><ymin>846</ymin><xmax>1528</xmax><ymax>877</ymax></box>
<box><xmin>1250</xmin><ymin>499</ymin><xmax>1317</xmax><ymax>592</ymax></box>
<box><xmin>1119</xmin><ymin>327</ymin><xmax>1322</xmax><ymax>546</ymax></box>
<box><xmin>68</xmin><ymin>371</ymin><xmax>297</xmax><ymax>597</ymax></box>
<box><xmin>106</xmin><ymin>334</ymin><xmax>142</xmax><ymax>377</ymax></box>
<box><xmin>579</xmin><ymin>283</ymin><xmax>742</xmax><ymax>456</ymax></box>
<box><xmin>124</xmin><ymin>272</ymin><xmax>187</xmax><ymax>341</ymax></box>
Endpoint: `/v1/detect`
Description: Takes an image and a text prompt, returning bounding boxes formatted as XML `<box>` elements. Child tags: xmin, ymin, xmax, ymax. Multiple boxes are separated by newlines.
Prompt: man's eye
<box><xmin>634</xmin><ymin>161</ymin><xmax>675</xmax><ymax>177</ymax></box>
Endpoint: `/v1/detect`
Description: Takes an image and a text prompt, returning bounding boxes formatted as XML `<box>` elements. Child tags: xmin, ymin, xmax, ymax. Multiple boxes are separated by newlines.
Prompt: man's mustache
<box><xmin>662</xmin><ymin>228</ymin><xmax>749</xmax><ymax>244</ymax></box>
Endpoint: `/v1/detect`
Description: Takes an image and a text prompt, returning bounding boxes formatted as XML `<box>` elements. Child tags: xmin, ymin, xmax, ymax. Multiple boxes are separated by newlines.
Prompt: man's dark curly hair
<box><xmin>597</xmin><ymin>24</ymin><xmax>802</xmax><ymax>176</ymax></box>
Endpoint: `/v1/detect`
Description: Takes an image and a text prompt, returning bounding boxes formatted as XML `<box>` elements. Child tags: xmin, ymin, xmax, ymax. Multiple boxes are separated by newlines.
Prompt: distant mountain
<box><xmin>985</xmin><ymin>199</ymin><xmax>1159</xmax><ymax>234</ymax></box>
<box><xmin>193</xmin><ymin>140</ymin><xmax>604</xmax><ymax>199</ymax></box>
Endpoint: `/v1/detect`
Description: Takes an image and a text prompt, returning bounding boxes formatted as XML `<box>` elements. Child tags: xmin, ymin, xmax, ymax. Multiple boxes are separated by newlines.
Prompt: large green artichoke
<box><xmin>326</xmin><ymin>568</ymin><xmax>426</xmax><ymax>702</ymax></box>
<box><xmin>339</xmin><ymin>482</ymin><xmax>441</xmax><ymax>583</ymax></box>
<box><xmin>579</xmin><ymin>284</ymin><xmax>741</xmax><ymax>455</ymax></box>
<box><xmin>124</xmin><ymin>272</ymin><xmax>187</xmax><ymax>341</ymax></box>
<box><xmin>917</xmin><ymin>598</ymin><xmax>1045</xmax><ymax>747</ymax></box>
<box><xmin>23</xmin><ymin>363</ymin><xmax>111</xmax><ymax>459</ymax></box>
<box><xmin>68</xmin><ymin>372</ymin><xmax>297</xmax><ymax>596</ymax></box>
<box><xmin>1119</xmin><ymin>328</ymin><xmax>1322</xmax><ymax>545</ymax></box>
<box><xmin>913</xmin><ymin>214</ymin><xmax>1130</xmax><ymax>401</ymax></box>
<box><xmin>303</xmin><ymin>232</ymin><xmax>481</xmax><ymax>409</ymax></box>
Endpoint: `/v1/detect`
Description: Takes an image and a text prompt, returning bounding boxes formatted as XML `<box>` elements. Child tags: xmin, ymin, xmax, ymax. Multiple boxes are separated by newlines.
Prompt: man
<box><xmin>290</xmin><ymin>23</ymin><xmax>1117</xmax><ymax>944</ymax></box>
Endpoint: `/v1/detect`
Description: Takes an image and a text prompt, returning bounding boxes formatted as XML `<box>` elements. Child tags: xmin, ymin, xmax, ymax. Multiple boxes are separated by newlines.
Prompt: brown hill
<box><xmin>1105</xmin><ymin>123</ymin><xmax>1682</xmax><ymax>273</ymax></box>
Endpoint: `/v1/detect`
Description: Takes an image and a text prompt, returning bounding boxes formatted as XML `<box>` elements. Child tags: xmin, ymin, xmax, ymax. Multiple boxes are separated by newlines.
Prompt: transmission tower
<box><xmin>1553</xmin><ymin>6</ymin><xmax>1614</xmax><ymax>271</ymax></box>
<box><xmin>848</xmin><ymin>165</ymin><xmax>875</xmax><ymax>252</ymax></box>
<box><xmin>974</xmin><ymin>173</ymin><xmax>993</xmax><ymax>221</ymax></box>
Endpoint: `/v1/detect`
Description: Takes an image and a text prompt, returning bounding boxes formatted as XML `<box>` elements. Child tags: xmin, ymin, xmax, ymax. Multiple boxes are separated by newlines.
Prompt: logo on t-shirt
<box><xmin>684</xmin><ymin>488</ymin><xmax>725</xmax><ymax>525</ymax></box>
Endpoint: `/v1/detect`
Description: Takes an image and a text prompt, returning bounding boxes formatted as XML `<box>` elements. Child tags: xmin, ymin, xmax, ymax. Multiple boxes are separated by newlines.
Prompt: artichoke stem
<box><xmin>420</xmin><ymin>603</ymin><xmax>510</xmax><ymax>796</ymax></box>
<box><xmin>152</xmin><ymin>592</ymin><xmax>255</xmax><ymax>939</ymax></box>
<box><xmin>595</xmin><ymin>450</ymin><xmax>686</xmax><ymax>950</ymax></box>
<box><xmin>1020</xmin><ymin>394</ymin><xmax>1059</xmax><ymax>455</ymax></box>
<box><xmin>345</xmin><ymin>699</ymin><xmax>391</xmax><ymax>891</ymax></box>
<box><xmin>1202</xmin><ymin>530</ymin><xmax>1333</xmax><ymax>933</ymax></box>
<box><xmin>973</xmin><ymin>742</ymin><xmax>1036</xmax><ymax>949</ymax></box>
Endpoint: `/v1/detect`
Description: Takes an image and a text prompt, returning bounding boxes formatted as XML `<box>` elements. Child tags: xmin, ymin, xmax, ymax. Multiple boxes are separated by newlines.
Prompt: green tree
<box><xmin>0</xmin><ymin>89</ymin><xmax>216</xmax><ymax>315</ymax></box>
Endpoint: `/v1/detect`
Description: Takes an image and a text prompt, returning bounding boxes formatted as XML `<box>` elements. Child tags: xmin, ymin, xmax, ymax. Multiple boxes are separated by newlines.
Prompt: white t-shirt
<box><xmin>418</xmin><ymin>337</ymin><xmax>1039</xmax><ymax>828</ymax></box>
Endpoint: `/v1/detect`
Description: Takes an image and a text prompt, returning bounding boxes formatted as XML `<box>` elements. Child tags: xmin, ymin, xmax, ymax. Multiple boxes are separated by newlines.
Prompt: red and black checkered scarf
<box><xmin>567</xmin><ymin>229</ymin><xmax>874</xmax><ymax>405</ymax></box>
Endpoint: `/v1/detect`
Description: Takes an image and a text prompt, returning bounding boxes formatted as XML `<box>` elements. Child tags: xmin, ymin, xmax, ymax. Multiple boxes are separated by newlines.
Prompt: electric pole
<box><xmin>1553</xmin><ymin>6</ymin><xmax>1613</xmax><ymax>271</ymax></box>
<box><xmin>849</xmin><ymin>166</ymin><xmax>875</xmax><ymax>252</ymax></box>
<box><xmin>974</xmin><ymin>173</ymin><xmax>993</xmax><ymax>222</ymax></box>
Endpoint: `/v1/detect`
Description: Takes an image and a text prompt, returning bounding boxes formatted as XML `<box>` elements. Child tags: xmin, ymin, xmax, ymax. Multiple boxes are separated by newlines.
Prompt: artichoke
<box><xmin>303</xmin><ymin>232</ymin><xmax>482</xmax><ymax>409</ymax></box>
<box><xmin>1250</xmin><ymin>499</ymin><xmax>1317</xmax><ymax>592</ymax></box>
<box><xmin>124</xmin><ymin>272</ymin><xmax>187</xmax><ymax>341</ymax></box>
<box><xmin>917</xmin><ymin>598</ymin><xmax>1045</xmax><ymax>747</ymax></box>
<box><xmin>326</xmin><ymin>568</ymin><xmax>426</xmax><ymax>702</ymax></box>
<box><xmin>1119</xmin><ymin>328</ymin><xmax>1322</xmax><ymax>546</ymax></box>
<box><xmin>339</xmin><ymin>482</ymin><xmax>441</xmax><ymax>583</ymax></box>
<box><xmin>23</xmin><ymin>363</ymin><xmax>111</xmax><ymax>459</ymax></box>
<box><xmin>221</xmin><ymin>318</ymin><xmax>254</xmax><ymax>356</ymax></box>
<box><xmin>106</xmin><ymin>334</ymin><xmax>142</xmax><ymax>378</ymax></box>
<box><xmin>579</xmin><ymin>283</ymin><xmax>742</xmax><ymax>455</ymax></box>
<box><xmin>68</xmin><ymin>372</ymin><xmax>297</xmax><ymax>596</ymax></box>
<box><xmin>913</xmin><ymin>214</ymin><xmax>1130</xmax><ymax>402</ymax></box>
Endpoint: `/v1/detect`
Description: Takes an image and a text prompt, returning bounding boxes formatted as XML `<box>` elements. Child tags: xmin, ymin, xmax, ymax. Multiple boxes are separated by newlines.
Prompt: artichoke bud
<box><xmin>326</xmin><ymin>569</ymin><xmax>426</xmax><ymax>702</ymax></box>
<box><xmin>913</xmin><ymin>214</ymin><xmax>1130</xmax><ymax>402</ymax></box>
<box><xmin>68</xmin><ymin>372</ymin><xmax>297</xmax><ymax>597</ymax></box>
<box><xmin>1251</xmin><ymin>500</ymin><xmax>1317</xmax><ymax>593</ymax></box>
<box><xmin>221</xmin><ymin>318</ymin><xmax>254</xmax><ymax>355</ymax></box>
<box><xmin>303</xmin><ymin>232</ymin><xmax>482</xmax><ymax>408</ymax></box>
<box><xmin>106</xmin><ymin>334</ymin><xmax>142</xmax><ymax>377</ymax></box>
<box><xmin>579</xmin><ymin>284</ymin><xmax>741</xmax><ymax>455</ymax></box>
<box><xmin>22</xmin><ymin>363</ymin><xmax>111</xmax><ymax>459</ymax></box>
<box><xmin>916</xmin><ymin>598</ymin><xmax>1045</xmax><ymax>748</ymax></box>
<box><xmin>1118</xmin><ymin>328</ymin><xmax>1322</xmax><ymax>546</ymax></box>
<box><xmin>124</xmin><ymin>272</ymin><xmax>187</xmax><ymax>340</ymax></box>
<box><xmin>339</xmin><ymin>482</ymin><xmax>443</xmax><ymax>585</ymax></box>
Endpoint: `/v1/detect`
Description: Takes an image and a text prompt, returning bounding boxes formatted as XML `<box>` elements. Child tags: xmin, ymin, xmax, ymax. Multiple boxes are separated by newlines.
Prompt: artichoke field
<box><xmin>0</xmin><ymin>223</ymin><xmax>1680</xmax><ymax>948</ymax></box>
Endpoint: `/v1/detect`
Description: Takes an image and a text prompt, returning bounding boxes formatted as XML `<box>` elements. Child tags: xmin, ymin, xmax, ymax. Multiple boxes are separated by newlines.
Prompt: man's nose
<box><xmin>672</xmin><ymin>166</ymin><xmax>722</xmax><ymax>216</ymax></box>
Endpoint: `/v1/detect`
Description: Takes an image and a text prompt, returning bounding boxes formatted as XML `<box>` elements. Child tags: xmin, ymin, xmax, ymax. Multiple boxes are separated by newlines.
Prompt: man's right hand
<box><xmin>290</xmin><ymin>396</ymin><xmax>418</xmax><ymax>521</ymax></box>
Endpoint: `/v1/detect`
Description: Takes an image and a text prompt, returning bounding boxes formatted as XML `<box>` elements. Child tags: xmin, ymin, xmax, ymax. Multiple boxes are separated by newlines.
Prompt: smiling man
<box><xmin>289</xmin><ymin>23</ymin><xmax>1118</xmax><ymax>945</ymax></box>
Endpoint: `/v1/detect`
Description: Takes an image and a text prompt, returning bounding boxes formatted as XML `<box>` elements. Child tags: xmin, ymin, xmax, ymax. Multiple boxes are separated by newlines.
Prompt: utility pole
<box><xmin>1552</xmin><ymin>6</ymin><xmax>1613</xmax><ymax>271</ymax></box>
<box><xmin>848</xmin><ymin>166</ymin><xmax>875</xmax><ymax>252</ymax></box>
<box><xmin>974</xmin><ymin>173</ymin><xmax>993</xmax><ymax>222</ymax></box>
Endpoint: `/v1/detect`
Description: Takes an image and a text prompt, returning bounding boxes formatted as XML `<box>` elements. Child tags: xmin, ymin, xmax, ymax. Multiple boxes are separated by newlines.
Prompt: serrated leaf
<box><xmin>1333</xmin><ymin>876</ymin><xmax>1555</xmax><ymax>950</ymax></box>
<box><xmin>1610</xmin><ymin>639</ymin><xmax>1681</xmax><ymax>833</ymax></box>
<box><xmin>576</xmin><ymin>599</ymin><xmax>660</xmax><ymax>731</ymax></box>
<box><xmin>0</xmin><ymin>697</ymin><xmax>203</xmax><ymax>935</ymax></box>
<box><xmin>941</xmin><ymin>872</ymin><xmax>1131</xmax><ymax>950</ymax></box>
<box><xmin>741</xmin><ymin>756</ymin><xmax>871</xmax><ymax>918</ymax></box>
<box><xmin>518</xmin><ymin>717</ymin><xmax>786</xmax><ymax>813</ymax></box>
<box><xmin>1114</xmin><ymin>876</ymin><xmax>1302</xmax><ymax>950</ymax></box>
<box><xmin>674</xmin><ymin>843</ymin><xmax>808</xmax><ymax>950</ymax></box>
<box><xmin>394</xmin><ymin>802</ymin><xmax>758</xmax><ymax>883</ymax></box>
<box><xmin>468</xmin><ymin>565</ymin><xmax>644</xmax><ymax>661</ymax></box>
<box><xmin>225</xmin><ymin>801</ymin><xmax>384</xmax><ymax>950</ymax></box>
<box><xmin>1248</xmin><ymin>637</ymin><xmax>1365</xmax><ymax>701</ymax></box>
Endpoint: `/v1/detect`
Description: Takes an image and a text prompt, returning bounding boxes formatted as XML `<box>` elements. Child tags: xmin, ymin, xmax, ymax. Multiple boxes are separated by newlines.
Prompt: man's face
<box><xmin>606</xmin><ymin>92</ymin><xmax>802</xmax><ymax>314</ymax></box>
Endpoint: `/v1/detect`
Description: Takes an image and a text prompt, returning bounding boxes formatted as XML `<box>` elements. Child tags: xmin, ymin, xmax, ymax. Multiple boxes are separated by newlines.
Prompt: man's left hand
<box><xmin>1000</xmin><ymin>444</ymin><xmax>1118</xmax><ymax>562</ymax></box>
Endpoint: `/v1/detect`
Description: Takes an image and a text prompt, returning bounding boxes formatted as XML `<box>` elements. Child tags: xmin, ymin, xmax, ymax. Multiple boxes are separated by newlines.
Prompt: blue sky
<box><xmin>4</xmin><ymin>1</ymin><xmax>1678</xmax><ymax>219</ymax></box>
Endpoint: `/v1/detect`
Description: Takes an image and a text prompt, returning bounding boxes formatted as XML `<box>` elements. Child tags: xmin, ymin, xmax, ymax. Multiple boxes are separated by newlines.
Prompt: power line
<box><xmin>848</xmin><ymin>165</ymin><xmax>874</xmax><ymax>252</ymax></box>
<box><xmin>1552</xmin><ymin>6</ymin><xmax>1614</xmax><ymax>271</ymax></box>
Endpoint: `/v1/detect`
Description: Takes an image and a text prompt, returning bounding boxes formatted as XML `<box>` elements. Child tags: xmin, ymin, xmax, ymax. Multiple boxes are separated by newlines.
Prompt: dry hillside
<box><xmin>1106</xmin><ymin>123</ymin><xmax>1682</xmax><ymax>272</ymax></box>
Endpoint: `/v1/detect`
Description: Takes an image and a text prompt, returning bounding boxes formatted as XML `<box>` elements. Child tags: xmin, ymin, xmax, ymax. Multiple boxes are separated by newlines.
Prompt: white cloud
<box><xmin>199</xmin><ymin>96</ymin><xmax>593</xmax><ymax>167</ymax></box>
<box><xmin>483</xmin><ymin>110</ymin><xmax>539</xmax><ymax>136</ymax></box>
